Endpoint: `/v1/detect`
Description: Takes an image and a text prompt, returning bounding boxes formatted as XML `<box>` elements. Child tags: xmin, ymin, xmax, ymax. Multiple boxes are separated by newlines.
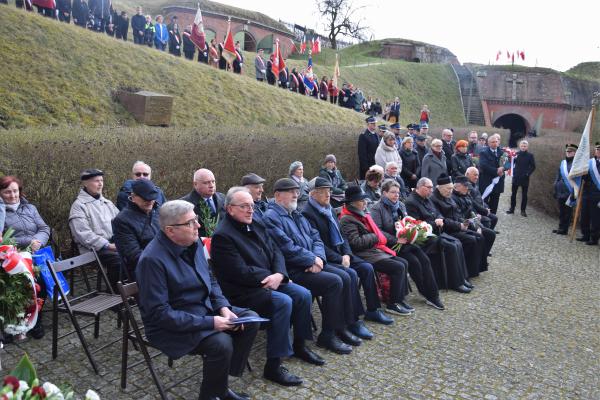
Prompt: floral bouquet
<box><xmin>0</xmin><ymin>230</ymin><xmax>43</xmax><ymax>339</ymax></box>
<box><xmin>1</xmin><ymin>353</ymin><xmax>100</xmax><ymax>399</ymax></box>
<box><xmin>392</xmin><ymin>216</ymin><xmax>435</xmax><ymax>250</ymax></box>
<box><xmin>500</xmin><ymin>147</ymin><xmax>517</xmax><ymax>173</ymax></box>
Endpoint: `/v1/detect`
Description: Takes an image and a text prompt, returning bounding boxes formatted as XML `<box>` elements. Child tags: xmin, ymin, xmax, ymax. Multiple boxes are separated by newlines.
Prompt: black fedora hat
<box><xmin>344</xmin><ymin>185</ymin><xmax>369</xmax><ymax>203</ymax></box>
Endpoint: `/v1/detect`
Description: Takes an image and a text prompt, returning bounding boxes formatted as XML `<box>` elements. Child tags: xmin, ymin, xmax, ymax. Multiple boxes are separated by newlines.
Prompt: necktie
<box><xmin>205</xmin><ymin>198</ymin><xmax>216</xmax><ymax>215</ymax></box>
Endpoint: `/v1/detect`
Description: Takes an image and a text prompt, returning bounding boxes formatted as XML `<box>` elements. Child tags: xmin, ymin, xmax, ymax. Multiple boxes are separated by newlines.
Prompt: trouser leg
<box><xmin>521</xmin><ymin>184</ymin><xmax>529</xmax><ymax>211</ymax></box>
<box><xmin>350</xmin><ymin>261</ymin><xmax>381</xmax><ymax>311</ymax></box>
<box><xmin>580</xmin><ymin>195</ymin><xmax>591</xmax><ymax>238</ymax></box>
<box><xmin>488</xmin><ymin>192</ymin><xmax>500</xmax><ymax>215</ymax></box>
<box><xmin>227</xmin><ymin>308</ymin><xmax>259</xmax><ymax>377</ymax></box>
<box><xmin>437</xmin><ymin>235</ymin><xmax>467</xmax><ymax>288</ymax></box>
<box><xmin>510</xmin><ymin>184</ymin><xmax>518</xmax><ymax>211</ymax></box>
<box><xmin>96</xmin><ymin>248</ymin><xmax>122</xmax><ymax>292</ymax></box>
<box><xmin>558</xmin><ymin>200</ymin><xmax>572</xmax><ymax>231</ymax></box>
<box><xmin>291</xmin><ymin>270</ymin><xmax>343</xmax><ymax>334</ymax></box>
<box><xmin>398</xmin><ymin>245</ymin><xmax>438</xmax><ymax>300</ymax></box>
<box><xmin>266</xmin><ymin>291</ymin><xmax>293</xmax><ymax>359</ymax></box>
<box><xmin>453</xmin><ymin>232</ymin><xmax>482</xmax><ymax>278</ymax></box>
<box><xmin>373</xmin><ymin>257</ymin><xmax>408</xmax><ymax>304</ymax></box>
<box><xmin>195</xmin><ymin>333</ymin><xmax>233</xmax><ymax>400</ymax></box>
<box><xmin>322</xmin><ymin>264</ymin><xmax>357</xmax><ymax>325</ymax></box>
<box><xmin>277</xmin><ymin>282</ymin><xmax>313</xmax><ymax>341</ymax></box>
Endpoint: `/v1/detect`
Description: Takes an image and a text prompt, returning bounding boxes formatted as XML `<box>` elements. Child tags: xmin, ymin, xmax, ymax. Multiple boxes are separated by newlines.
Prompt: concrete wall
<box><xmin>379</xmin><ymin>41</ymin><xmax>459</xmax><ymax>64</ymax></box>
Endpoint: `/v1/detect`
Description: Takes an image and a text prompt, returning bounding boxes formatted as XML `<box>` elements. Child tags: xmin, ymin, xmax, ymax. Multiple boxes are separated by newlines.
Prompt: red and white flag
<box><xmin>278</xmin><ymin>40</ymin><xmax>287</xmax><ymax>78</ymax></box>
<box><xmin>222</xmin><ymin>18</ymin><xmax>237</xmax><ymax>65</ymax></box>
<box><xmin>495</xmin><ymin>50</ymin><xmax>501</xmax><ymax>61</ymax></box>
<box><xmin>300</xmin><ymin>36</ymin><xmax>306</xmax><ymax>54</ymax></box>
<box><xmin>272</xmin><ymin>39</ymin><xmax>281</xmax><ymax>78</ymax></box>
<box><xmin>190</xmin><ymin>6</ymin><xmax>206</xmax><ymax>50</ymax></box>
<box><xmin>288</xmin><ymin>38</ymin><xmax>298</xmax><ymax>54</ymax></box>
<box><xmin>519</xmin><ymin>50</ymin><xmax>525</xmax><ymax>60</ymax></box>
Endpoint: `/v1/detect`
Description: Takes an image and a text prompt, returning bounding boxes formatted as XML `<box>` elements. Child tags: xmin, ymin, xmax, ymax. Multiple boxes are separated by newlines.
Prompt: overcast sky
<box><xmin>217</xmin><ymin>0</ymin><xmax>599</xmax><ymax>72</ymax></box>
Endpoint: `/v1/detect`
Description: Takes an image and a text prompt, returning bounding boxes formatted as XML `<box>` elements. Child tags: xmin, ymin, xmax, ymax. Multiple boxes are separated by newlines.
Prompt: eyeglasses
<box><xmin>134</xmin><ymin>172</ymin><xmax>150</xmax><ymax>177</ymax></box>
<box><xmin>230</xmin><ymin>204</ymin><xmax>255</xmax><ymax>211</ymax></box>
<box><xmin>169</xmin><ymin>215</ymin><xmax>199</xmax><ymax>228</ymax></box>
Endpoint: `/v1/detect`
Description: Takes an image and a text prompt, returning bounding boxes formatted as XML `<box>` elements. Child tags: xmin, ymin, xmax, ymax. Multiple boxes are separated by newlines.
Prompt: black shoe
<box><xmin>506</xmin><ymin>209</ymin><xmax>514</xmax><ymax>214</ymax></box>
<box><xmin>348</xmin><ymin>320</ymin><xmax>374</xmax><ymax>340</ymax></box>
<box><xmin>555</xmin><ymin>229</ymin><xmax>567</xmax><ymax>235</ymax></box>
<box><xmin>521</xmin><ymin>211</ymin><xmax>527</xmax><ymax>217</ymax></box>
<box><xmin>29</xmin><ymin>318</ymin><xmax>45</xmax><ymax>340</ymax></box>
<box><xmin>454</xmin><ymin>284</ymin><xmax>472</xmax><ymax>294</ymax></box>
<box><xmin>586</xmin><ymin>239</ymin><xmax>599</xmax><ymax>246</ymax></box>
<box><xmin>292</xmin><ymin>345</ymin><xmax>325</xmax><ymax>366</ymax></box>
<box><xmin>337</xmin><ymin>329</ymin><xmax>362</xmax><ymax>346</ymax></box>
<box><xmin>425</xmin><ymin>297</ymin><xmax>445</xmax><ymax>310</ymax></box>
<box><xmin>263</xmin><ymin>365</ymin><xmax>303</xmax><ymax>386</ymax></box>
<box><xmin>316</xmin><ymin>334</ymin><xmax>352</xmax><ymax>354</ymax></box>
<box><xmin>463</xmin><ymin>280</ymin><xmax>474</xmax><ymax>289</ymax></box>
<box><xmin>399</xmin><ymin>301</ymin><xmax>415</xmax><ymax>313</ymax></box>
<box><xmin>576</xmin><ymin>236</ymin><xmax>590</xmax><ymax>242</ymax></box>
<box><xmin>364</xmin><ymin>309</ymin><xmax>394</xmax><ymax>325</ymax></box>
<box><xmin>222</xmin><ymin>388</ymin><xmax>250</xmax><ymax>400</ymax></box>
<box><xmin>386</xmin><ymin>303</ymin><xmax>412</xmax><ymax>316</ymax></box>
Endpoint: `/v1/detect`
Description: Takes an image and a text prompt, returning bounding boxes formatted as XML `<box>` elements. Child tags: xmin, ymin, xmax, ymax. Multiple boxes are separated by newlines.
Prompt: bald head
<box><xmin>465</xmin><ymin>167</ymin><xmax>479</xmax><ymax>183</ymax></box>
<box><xmin>193</xmin><ymin>168</ymin><xmax>216</xmax><ymax>198</ymax></box>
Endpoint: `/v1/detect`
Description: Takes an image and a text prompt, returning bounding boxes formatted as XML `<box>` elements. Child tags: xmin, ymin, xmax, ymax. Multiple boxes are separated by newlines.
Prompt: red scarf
<box><xmin>339</xmin><ymin>206</ymin><xmax>396</xmax><ymax>256</ymax></box>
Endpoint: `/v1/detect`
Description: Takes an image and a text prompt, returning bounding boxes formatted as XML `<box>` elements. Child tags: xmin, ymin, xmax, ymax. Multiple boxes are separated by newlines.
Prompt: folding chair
<box><xmin>48</xmin><ymin>250</ymin><xmax>123</xmax><ymax>374</ymax></box>
<box><xmin>118</xmin><ymin>281</ymin><xmax>202</xmax><ymax>400</ymax></box>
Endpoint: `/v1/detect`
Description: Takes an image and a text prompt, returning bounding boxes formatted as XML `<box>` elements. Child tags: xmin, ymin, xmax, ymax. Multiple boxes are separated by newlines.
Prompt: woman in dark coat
<box><xmin>450</xmin><ymin>140</ymin><xmax>474</xmax><ymax>178</ymax></box>
<box><xmin>318</xmin><ymin>154</ymin><xmax>347</xmax><ymax>207</ymax></box>
<box><xmin>338</xmin><ymin>185</ymin><xmax>412</xmax><ymax>316</ymax></box>
<box><xmin>360</xmin><ymin>167</ymin><xmax>383</xmax><ymax>210</ymax></box>
<box><xmin>370</xmin><ymin>180</ymin><xmax>444</xmax><ymax>309</ymax></box>
<box><xmin>399</xmin><ymin>136</ymin><xmax>420</xmax><ymax>189</ymax></box>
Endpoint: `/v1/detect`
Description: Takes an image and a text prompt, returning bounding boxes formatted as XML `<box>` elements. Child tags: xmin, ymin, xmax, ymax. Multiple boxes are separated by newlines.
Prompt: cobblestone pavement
<box><xmin>2</xmin><ymin>189</ymin><xmax>599</xmax><ymax>399</ymax></box>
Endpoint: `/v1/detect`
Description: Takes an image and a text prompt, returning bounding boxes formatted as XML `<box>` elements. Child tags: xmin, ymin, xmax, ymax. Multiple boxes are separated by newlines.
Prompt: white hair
<box><xmin>132</xmin><ymin>160</ymin><xmax>151</xmax><ymax>173</ymax></box>
<box><xmin>225</xmin><ymin>186</ymin><xmax>250</xmax><ymax>206</ymax></box>
<box><xmin>159</xmin><ymin>200</ymin><xmax>194</xmax><ymax>230</ymax></box>
<box><xmin>385</xmin><ymin>161</ymin><xmax>399</xmax><ymax>171</ymax></box>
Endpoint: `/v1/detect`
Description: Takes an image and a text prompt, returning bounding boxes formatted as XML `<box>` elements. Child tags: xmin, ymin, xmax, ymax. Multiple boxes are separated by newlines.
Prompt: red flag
<box><xmin>506</xmin><ymin>50</ymin><xmax>510</xmax><ymax>59</ymax></box>
<box><xmin>278</xmin><ymin>40</ymin><xmax>287</xmax><ymax>78</ymax></box>
<box><xmin>288</xmin><ymin>38</ymin><xmax>297</xmax><ymax>55</ymax></box>
<box><xmin>520</xmin><ymin>50</ymin><xmax>525</xmax><ymax>60</ymax></box>
<box><xmin>272</xmin><ymin>39</ymin><xmax>280</xmax><ymax>78</ymax></box>
<box><xmin>312</xmin><ymin>37</ymin><xmax>318</xmax><ymax>54</ymax></box>
<box><xmin>496</xmin><ymin>50</ymin><xmax>501</xmax><ymax>61</ymax></box>
<box><xmin>190</xmin><ymin>7</ymin><xmax>206</xmax><ymax>50</ymax></box>
<box><xmin>511</xmin><ymin>53</ymin><xmax>515</xmax><ymax>63</ymax></box>
<box><xmin>300</xmin><ymin>37</ymin><xmax>306</xmax><ymax>54</ymax></box>
<box><xmin>222</xmin><ymin>18</ymin><xmax>237</xmax><ymax>65</ymax></box>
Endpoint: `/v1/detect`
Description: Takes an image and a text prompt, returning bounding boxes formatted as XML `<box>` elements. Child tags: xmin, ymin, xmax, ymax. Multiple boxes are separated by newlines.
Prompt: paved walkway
<box><xmin>1</xmin><ymin>190</ymin><xmax>599</xmax><ymax>399</ymax></box>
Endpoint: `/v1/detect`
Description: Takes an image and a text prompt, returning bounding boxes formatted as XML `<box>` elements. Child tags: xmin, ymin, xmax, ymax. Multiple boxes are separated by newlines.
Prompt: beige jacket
<box><xmin>69</xmin><ymin>189</ymin><xmax>119</xmax><ymax>253</ymax></box>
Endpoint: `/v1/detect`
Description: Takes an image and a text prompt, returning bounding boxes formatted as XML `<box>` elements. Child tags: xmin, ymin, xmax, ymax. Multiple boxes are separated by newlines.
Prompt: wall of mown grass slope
<box><xmin>0</xmin><ymin>7</ymin><xmax>362</xmax><ymax>129</ymax></box>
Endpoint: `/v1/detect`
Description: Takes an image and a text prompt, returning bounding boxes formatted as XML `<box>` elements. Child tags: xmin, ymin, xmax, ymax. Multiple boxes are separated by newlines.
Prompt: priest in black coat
<box><xmin>357</xmin><ymin>116</ymin><xmax>380</xmax><ymax>179</ymax></box>
<box><xmin>508</xmin><ymin>140</ymin><xmax>536</xmax><ymax>216</ymax></box>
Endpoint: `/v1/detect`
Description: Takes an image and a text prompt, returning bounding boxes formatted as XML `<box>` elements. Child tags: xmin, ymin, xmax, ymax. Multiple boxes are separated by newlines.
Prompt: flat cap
<box><xmin>416</xmin><ymin>135</ymin><xmax>427</xmax><ymax>141</ymax></box>
<box><xmin>273</xmin><ymin>178</ymin><xmax>299</xmax><ymax>192</ymax></box>
<box><xmin>131</xmin><ymin>179</ymin><xmax>159</xmax><ymax>201</ymax></box>
<box><xmin>312</xmin><ymin>177</ymin><xmax>333</xmax><ymax>190</ymax></box>
<box><xmin>454</xmin><ymin>175</ymin><xmax>469</xmax><ymax>185</ymax></box>
<box><xmin>80</xmin><ymin>168</ymin><xmax>104</xmax><ymax>181</ymax></box>
<box><xmin>241</xmin><ymin>173</ymin><xmax>265</xmax><ymax>186</ymax></box>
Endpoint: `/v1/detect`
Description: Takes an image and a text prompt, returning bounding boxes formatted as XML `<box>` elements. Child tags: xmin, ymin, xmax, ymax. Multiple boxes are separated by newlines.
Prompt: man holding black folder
<box><xmin>212</xmin><ymin>187</ymin><xmax>323</xmax><ymax>387</ymax></box>
<box><xmin>137</xmin><ymin>200</ymin><xmax>258</xmax><ymax>400</ymax></box>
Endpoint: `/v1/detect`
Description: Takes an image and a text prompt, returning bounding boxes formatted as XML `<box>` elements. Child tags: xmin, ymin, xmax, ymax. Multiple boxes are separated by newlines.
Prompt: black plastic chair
<box><xmin>118</xmin><ymin>281</ymin><xmax>202</xmax><ymax>400</ymax></box>
<box><xmin>48</xmin><ymin>250</ymin><xmax>123</xmax><ymax>374</ymax></box>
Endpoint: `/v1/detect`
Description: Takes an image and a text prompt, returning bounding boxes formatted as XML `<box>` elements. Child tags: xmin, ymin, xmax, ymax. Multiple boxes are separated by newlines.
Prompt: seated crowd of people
<box><xmin>0</xmin><ymin>137</ymin><xmax>500</xmax><ymax>399</ymax></box>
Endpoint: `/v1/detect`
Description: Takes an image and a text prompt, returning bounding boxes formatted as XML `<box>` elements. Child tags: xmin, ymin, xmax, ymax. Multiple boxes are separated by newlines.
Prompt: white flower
<box><xmin>84</xmin><ymin>389</ymin><xmax>100</xmax><ymax>400</ymax></box>
<box><xmin>42</xmin><ymin>382</ymin><xmax>64</xmax><ymax>399</ymax></box>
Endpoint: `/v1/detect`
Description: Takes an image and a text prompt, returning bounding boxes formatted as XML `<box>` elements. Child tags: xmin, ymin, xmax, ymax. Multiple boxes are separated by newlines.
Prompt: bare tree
<box><xmin>316</xmin><ymin>0</ymin><xmax>369</xmax><ymax>50</ymax></box>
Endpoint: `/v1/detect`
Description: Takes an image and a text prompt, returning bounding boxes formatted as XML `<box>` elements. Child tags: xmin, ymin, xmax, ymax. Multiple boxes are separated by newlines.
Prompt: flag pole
<box><xmin>569</xmin><ymin>92</ymin><xmax>599</xmax><ymax>241</ymax></box>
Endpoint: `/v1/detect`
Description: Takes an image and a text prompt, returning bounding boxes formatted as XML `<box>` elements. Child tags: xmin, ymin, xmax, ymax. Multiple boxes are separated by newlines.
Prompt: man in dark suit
<box><xmin>302</xmin><ymin>178</ymin><xmax>393</xmax><ymax>332</ymax></box>
<box><xmin>181</xmin><ymin>168</ymin><xmax>226</xmax><ymax>237</ymax></box>
<box><xmin>212</xmin><ymin>187</ymin><xmax>322</xmax><ymax>386</ymax></box>
<box><xmin>405</xmin><ymin>178</ymin><xmax>472</xmax><ymax>293</ymax></box>
<box><xmin>358</xmin><ymin>116</ymin><xmax>380</xmax><ymax>179</ymax></box>
<box><xmin>441</xmin><ymin>129</ymin><xmax>456</xmax><ymax>175</ymax></box>
<box><xmin>478</xmin><ymin>133</ymin><xmax>505</xmax><ymax>214</ymax></box>
<box><xmin>389</xmin><ymin>97</ymin><xmax>400</xmax><ymax>123</ymax></box>
<box><xmin>465</xmin><ymin>167</ymin><xmax>498</xmax><ymax>230</ymax></box>
<box><xmin>263</xmin><ymin>178</ymin><xmax>359</xmax><ymax>355</ymax></box>
<box><xmin>130</xmin><ymin>6</ymin><xmax>145</xmax><ymax>44</ymax></box>
<box><xmin>137</xmin><ymin>200</ymin><xmax>258</xmax><ymax>400</ymax></box>
<box><xmin>431</xmin><ymin>174</ymin><xmax>486</xmax><ymax>279</ymax></box>
<box><xmin>507</xmin><ymin>140</ymin><xmax>536</xmax><ymax>217</ymax></box>
<box><xmin>577</xmin><ymin>142</ymin><xmax>600</xmax><ymax>245</ymax></box>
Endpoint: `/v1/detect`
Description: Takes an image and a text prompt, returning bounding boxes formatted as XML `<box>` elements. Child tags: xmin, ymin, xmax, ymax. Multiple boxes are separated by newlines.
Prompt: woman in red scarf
<box><xmin>339</xmin><ymin>185</ymin><xmax>413</xmax><ymax>316</ymax></box>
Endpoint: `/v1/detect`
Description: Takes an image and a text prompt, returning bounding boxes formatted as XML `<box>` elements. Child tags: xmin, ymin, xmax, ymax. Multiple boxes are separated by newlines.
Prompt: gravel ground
<box><xmin>1</xmin><ymin>186</ymin><xmax>599</xmax><ymax>399</ymax></box>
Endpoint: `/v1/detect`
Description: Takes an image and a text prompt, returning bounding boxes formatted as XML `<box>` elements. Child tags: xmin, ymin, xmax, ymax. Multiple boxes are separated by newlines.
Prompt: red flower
<box><xmin>31</xmin><ymin>386</ymin><xmax>47</xmax><ymax>398</ymax></box>
<box><xmin>3</xmin><ymin>376</ymin><xmax>19</xmax><ymax>392</ymax></box>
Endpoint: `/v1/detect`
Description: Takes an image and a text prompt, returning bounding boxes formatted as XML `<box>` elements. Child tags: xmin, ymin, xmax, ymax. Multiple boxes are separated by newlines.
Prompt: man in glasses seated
<box><xmin>137</xmin><ymin>200</ymin><xmax>259</xmax><ymax>400</ymax></box>
<box><xmin>212</xmin><ymin>187</ymin><xmax>320</xmax><ymax>387</ymax></box>
<box><xmin>116</xmin><ymin>160</ymin><xmax>167</xmax><ymax>210</ymax></box>
<box><xmin>181</xmin><ymin>168</ymin><xmax>226</xmax><ymax>237</ymax></box>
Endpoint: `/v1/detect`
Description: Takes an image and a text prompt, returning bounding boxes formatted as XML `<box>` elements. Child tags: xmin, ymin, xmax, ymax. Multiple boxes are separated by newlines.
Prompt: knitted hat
<box><xmin>324</xmin><ymin>154</ymin><xmax>337</xmax><ymax>164</ymax></box>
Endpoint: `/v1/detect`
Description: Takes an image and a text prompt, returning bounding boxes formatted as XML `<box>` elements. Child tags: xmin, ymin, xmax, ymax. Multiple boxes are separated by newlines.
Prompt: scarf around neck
<box><xmin>340</xmin><ymin>205</ymin><xmax>395</xmax><ymax>256</ymax></box>
<box><xmin>308</xmin><ymin>197</ymin><xmax>344</xmax><ymax>246</ymax></box>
